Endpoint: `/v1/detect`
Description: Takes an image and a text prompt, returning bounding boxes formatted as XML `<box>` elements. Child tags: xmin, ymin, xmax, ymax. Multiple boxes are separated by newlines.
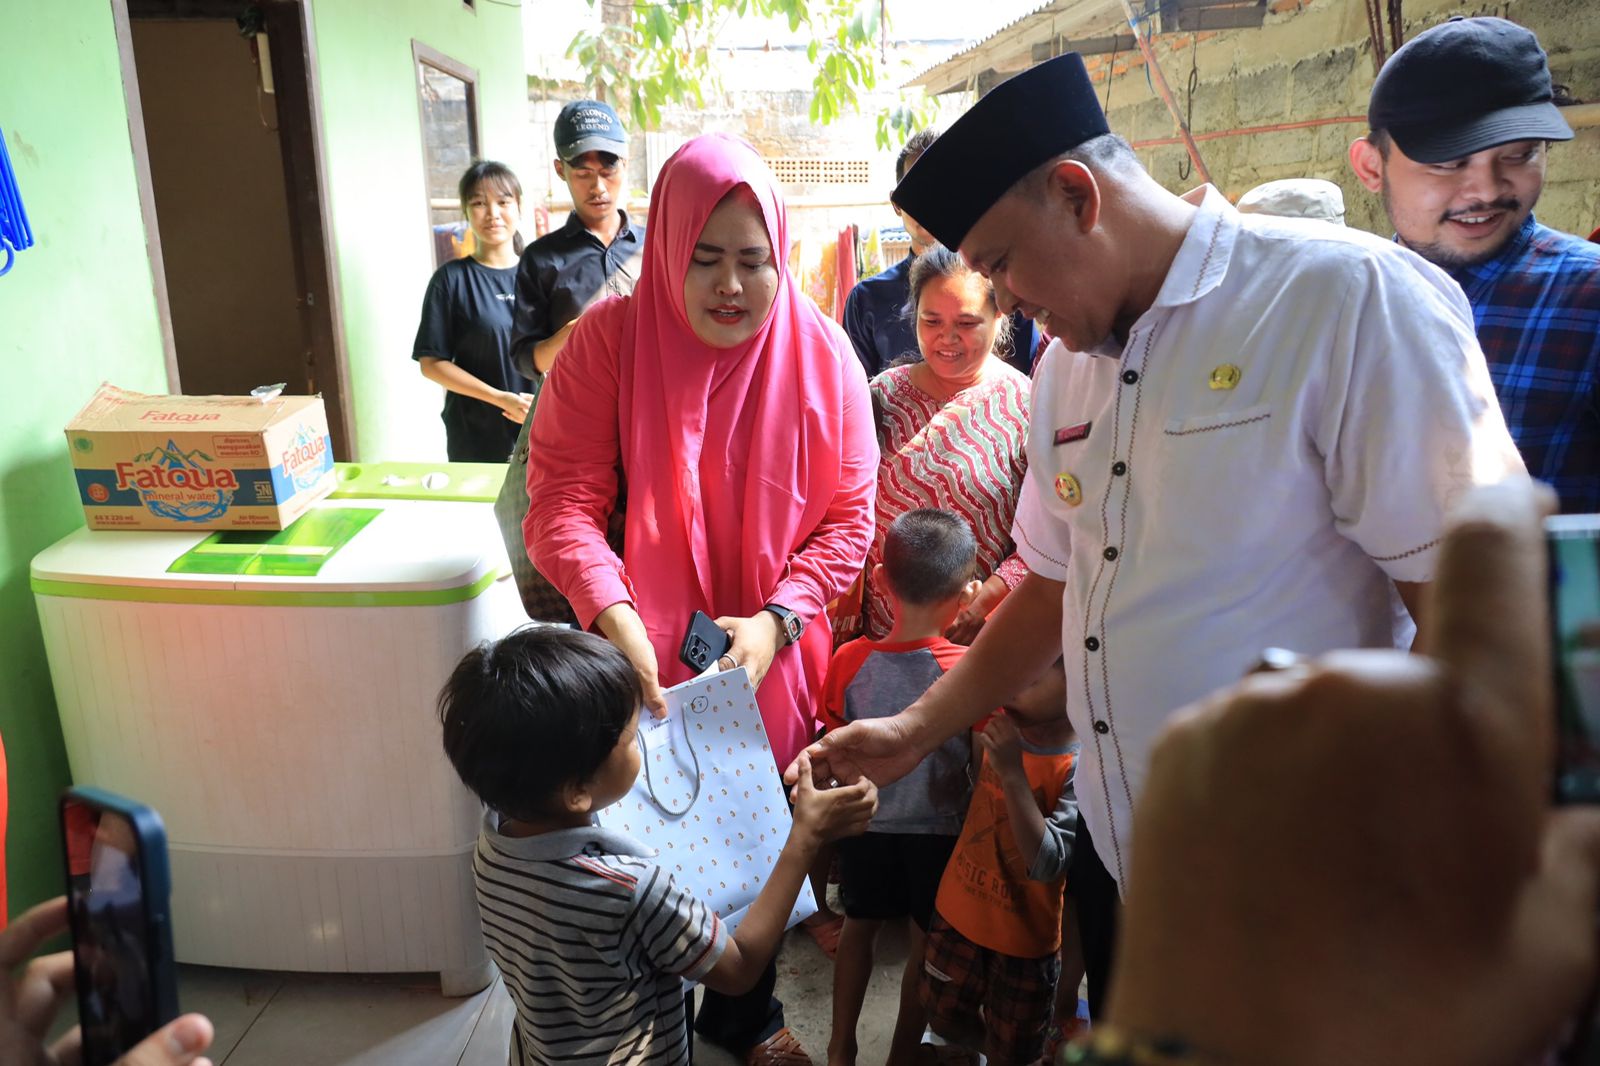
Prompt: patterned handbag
<box><xmin>493</xmin><ymin>380</ymin><xmax>626</xmax><ymax>625</ymax></box>
<box><xmin>597</xmin><ymin>667</ymin><xmax>818</xmax><ymax>936</ymax></box>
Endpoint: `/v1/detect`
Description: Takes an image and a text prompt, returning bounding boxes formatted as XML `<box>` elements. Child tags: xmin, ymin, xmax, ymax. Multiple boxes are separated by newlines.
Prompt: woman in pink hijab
<box><xmin>525</xmin><ymin>134</ymin><xmax>875</xmax><ymax>1062</ymax></box>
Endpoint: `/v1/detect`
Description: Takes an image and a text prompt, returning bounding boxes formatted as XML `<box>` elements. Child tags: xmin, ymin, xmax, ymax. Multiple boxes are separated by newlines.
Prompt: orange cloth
<box><xmin>935</xmin><ymin>744</ymin><xmax>1075</xmax><ymax>958</ymax></box>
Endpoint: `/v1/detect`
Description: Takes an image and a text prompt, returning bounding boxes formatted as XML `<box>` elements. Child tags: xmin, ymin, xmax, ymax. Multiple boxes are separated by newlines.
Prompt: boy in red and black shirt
<box><xmin>821</xmin><ymin>509</ymin><xmax>992</xmax><ymax>1066</ymax></box>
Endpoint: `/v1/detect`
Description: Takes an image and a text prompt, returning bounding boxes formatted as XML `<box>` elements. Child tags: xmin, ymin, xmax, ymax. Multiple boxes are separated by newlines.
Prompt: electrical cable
<box><xmin>1177</xmin><ymin>35</ymin><xmax>1198</xmax><ymax>181</ymax></box>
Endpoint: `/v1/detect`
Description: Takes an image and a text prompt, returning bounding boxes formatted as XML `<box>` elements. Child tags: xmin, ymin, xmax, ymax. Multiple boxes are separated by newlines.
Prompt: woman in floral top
<box><xmin>854</xmin><ymin>245</ymin><xmax>1031</xmax><ymax>643</ymax></box>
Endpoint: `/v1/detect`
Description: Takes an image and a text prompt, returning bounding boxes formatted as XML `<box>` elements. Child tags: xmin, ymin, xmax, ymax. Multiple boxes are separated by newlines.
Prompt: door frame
<box><xmin>111</xmin><ymin>0</ymin><xmax>359</xmax><ymax>460</ymax></box>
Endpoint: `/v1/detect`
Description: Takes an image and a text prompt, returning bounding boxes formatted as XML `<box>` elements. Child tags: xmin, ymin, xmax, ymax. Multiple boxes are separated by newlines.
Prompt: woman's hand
<box><xmin>0</xmin><ymin>897</ymin><xmax>215</xmax><ymax>1066</ymax></box>
<box><xmin>594</xmin><ymin>603</ymin><xmax>668</xmax><ymax>717</ymax></box>
<box><xmin>713</xmin><ymin>611</ymin><xmax>785</xmax><ymax>690</ymax></box>
<box><xmin>496</xmin><ymin>390</ymin><xmax>535</xmax><ymax>423</ymax></box>
<box><xmin>945</xmin><ymin>574</ymin><xmax>1010</xmax><ymax>645</ymax></box>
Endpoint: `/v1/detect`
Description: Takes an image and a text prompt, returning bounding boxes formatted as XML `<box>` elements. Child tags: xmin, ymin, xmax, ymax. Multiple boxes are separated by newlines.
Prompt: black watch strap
<box><xmin>764</xmin><ymin>604</ymin><xmax>803</xmax><ymax>645</ymax></box>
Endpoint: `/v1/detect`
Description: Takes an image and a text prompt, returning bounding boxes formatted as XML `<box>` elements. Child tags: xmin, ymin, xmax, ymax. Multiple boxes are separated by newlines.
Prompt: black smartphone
<box><xmin>60</xmin><ymin>787</ymin><xmax>180</xmax><ymax>1066</ymax></box>
<box><xmin>1551</xmin><ymin>515</ymin><xmax>1600</xmax><ymax>805</ymax></box>
<box><xmin>679</xmin><ymin>610</ymin><xmax>733</xmax><ymax>674</ymax></box>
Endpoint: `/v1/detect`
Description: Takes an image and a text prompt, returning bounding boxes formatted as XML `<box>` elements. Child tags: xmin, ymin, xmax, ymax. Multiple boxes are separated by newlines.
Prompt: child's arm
<box><xmin>1028</xmin><ymin>775</ymin><xmax>1078</xmax><ymax>882</ymax></box>
<box><xmin>978</xmin><ymin>712</ymin><xmax>1051</xmax><ymax>870</ymax></box>
<box><xmin>699</xmin><ymin>756</ymin><xmax>877</xmax><ymax>995</ymax></box>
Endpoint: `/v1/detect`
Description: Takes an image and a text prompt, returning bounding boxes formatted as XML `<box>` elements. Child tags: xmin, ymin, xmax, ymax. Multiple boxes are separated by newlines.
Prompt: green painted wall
<box><xmin>0</xmin><ymin>2</ymin><xmax>172</xmax><ymax>915</ymax></box>
<box><xmin>311</xmin><ymin>0</ymin><xmax>534</xmax><ymax>462</ymax></box>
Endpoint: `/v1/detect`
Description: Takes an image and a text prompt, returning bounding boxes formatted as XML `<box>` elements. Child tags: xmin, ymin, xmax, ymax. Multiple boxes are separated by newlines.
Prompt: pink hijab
<box><xmin>615</xmin><ymin>134</ymin><xmax>858</xmax><ymax>766</ymax></box>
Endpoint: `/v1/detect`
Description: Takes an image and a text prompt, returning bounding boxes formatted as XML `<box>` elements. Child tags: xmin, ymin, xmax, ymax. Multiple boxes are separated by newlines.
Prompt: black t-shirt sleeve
<box><xmin>510</xmin><ymin>248</ymin><xmax>553</xmax><ymax>378</ymax></box>
<box><xmin>413</xmin><ymin>266</ymin><xmax>456</xmax><ymax>363</ymax></box>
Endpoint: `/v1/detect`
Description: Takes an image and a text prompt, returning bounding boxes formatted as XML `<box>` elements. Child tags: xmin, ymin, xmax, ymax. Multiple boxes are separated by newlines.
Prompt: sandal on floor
<box><xmin>746</xmin><ymin>1026</ymin><xmax>812</xmax><ymax>1066</ymax></box>
<box><xmin>799</xmin><ymin>913</ymin><xmax>845</xmax><ymax>959</ymax></box>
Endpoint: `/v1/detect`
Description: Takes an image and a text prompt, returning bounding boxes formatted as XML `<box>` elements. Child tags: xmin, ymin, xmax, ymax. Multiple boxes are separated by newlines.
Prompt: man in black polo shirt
<box><xmin>510</xmin><ymin>99</ymin><xmax>645</xmax><ymax>378</ymax></box>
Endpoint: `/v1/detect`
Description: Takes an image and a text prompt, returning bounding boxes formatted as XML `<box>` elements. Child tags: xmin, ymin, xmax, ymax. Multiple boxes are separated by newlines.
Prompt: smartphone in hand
<box><xmin>679</xmin><ymin>610</ymin><xmax>733</xmax><ymax>674</ymax></box>
<box><xmin>60</xmin><ymin>787</ymin><xmax>179</xmax><ymax>1066</ymax></box>
<box><xmin>1550</xmin><ymin>516</ymin><xmax>1600</xmax><ymax>805</ymax></box>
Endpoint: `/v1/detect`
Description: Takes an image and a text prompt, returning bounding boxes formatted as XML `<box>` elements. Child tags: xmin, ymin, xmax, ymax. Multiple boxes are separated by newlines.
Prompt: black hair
<box><xmin>896</xmin><ymin>128</ymin><xmax>940</xmax><ymax>183</ymax></box>
<box><xmin>458</xmin><ymin>160</ymin><xmax>525</xmax><ymax>254</ymax></box>
<box><xmin>882</xmin><ymin>508</ymin><xmax>978</xmax><ymax>606</ymax></box>
<box><xmin>1017</xmin><ymin>132</ymin><xmax>1139</xmax><ymax>195</ymax></box>
<box><xmin>439</xmin><ymin>625</ymin><xmax>641</xmax><ymax>821</ymax></box>
<box><xmin>1066</xmin><ymin>132</ymin><xmax>1137</xmax><ymax>170</ymax></box>
<box><xmin>903</xmin><ymin>244</ymin><xmax>1012</xmax><ymax>352</ymax></box>
<box><xmin>1367</xmin><ymin>128</ymin><xmax>1393</xmax><ymax>158</ymax></box>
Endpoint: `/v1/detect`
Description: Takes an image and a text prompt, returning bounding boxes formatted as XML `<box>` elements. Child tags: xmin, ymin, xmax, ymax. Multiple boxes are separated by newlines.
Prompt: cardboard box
<box><xmin>66</xmin><ymin>384</ymin><xmax>336</xmax><ymax>531</ymax></box>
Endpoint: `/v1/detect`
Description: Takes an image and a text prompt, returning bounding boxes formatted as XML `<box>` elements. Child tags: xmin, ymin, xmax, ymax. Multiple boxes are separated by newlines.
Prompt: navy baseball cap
<box><xmin>554</xmin><ymin>100</ymin><xmax>628</xmax><ymax>162</ymax></box>
<box><xmin>1368</xmin><ymin>17</ymin><xmax>1572</xmax><ymax>164</ymax></box>
<box><xmin>892</xmin><ymin>53</ymin><xmax>1111</xmax><ymax>251</ymax></box>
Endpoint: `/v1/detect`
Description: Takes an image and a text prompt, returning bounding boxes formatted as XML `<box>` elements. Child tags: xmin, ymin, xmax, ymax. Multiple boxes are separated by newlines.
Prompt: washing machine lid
<box><xmin>31</xmin><ymin>496</ymin><xmax>511</xmax><ymax>606</ymax></box>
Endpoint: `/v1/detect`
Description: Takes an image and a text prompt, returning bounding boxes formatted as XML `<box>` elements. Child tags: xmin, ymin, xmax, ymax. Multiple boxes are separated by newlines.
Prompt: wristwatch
<box><xmin>763</xmin><ymin>604</ymin><xmax>804</xmax><ymax>646</ymax></box>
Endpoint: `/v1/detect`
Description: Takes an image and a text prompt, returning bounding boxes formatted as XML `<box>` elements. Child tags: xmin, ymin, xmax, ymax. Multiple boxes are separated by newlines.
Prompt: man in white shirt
<box><xmin>792</xmin><ymin>52</ymin><xmax>1524</xmax><ymax>1017</ymax></box>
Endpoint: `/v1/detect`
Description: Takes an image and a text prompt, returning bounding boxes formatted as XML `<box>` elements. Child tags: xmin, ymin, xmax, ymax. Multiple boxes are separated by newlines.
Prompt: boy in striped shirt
<box><xmin>439</xmin><ymin>626</ymin><xmax>877</xmax><ymax>1065</ymax></box>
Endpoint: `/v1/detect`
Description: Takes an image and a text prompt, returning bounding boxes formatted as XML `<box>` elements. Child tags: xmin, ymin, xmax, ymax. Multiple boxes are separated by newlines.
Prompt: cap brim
<box><xmin>1392</xmin><ymin>101</ymin><xmax>1574</xmax><ymax>164</ymax></box>
<box><xmin>560</xmin><ymin>135</ymin><xmax>628</xmax><ymax>162</ymax></box>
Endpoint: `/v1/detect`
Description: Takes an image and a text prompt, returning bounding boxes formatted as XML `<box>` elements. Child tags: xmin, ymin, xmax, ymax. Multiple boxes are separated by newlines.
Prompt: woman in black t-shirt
<box><xmin>413</xmin><ymin>161</ymin><xmax>535</xmax><ymax>462</ymax></box>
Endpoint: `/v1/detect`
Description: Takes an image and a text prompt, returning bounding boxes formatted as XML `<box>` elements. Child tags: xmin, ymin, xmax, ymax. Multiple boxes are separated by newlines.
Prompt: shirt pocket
<box><xmin>1148</xmin><ymin>403</ymin><xmax>1280</xmax><ymax>542</ymax></box>
<box><xmin>1162</xmin><ymin>403</ymin><xmax>1273</xmax><ymax>437</ymax></box>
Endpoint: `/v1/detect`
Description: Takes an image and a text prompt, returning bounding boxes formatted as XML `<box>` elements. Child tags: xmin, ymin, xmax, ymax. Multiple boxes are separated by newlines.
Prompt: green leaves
<box><xmin>567</xmin><ymin>0</ymin><xmax>905</xmax><ymax>139</ymax></box>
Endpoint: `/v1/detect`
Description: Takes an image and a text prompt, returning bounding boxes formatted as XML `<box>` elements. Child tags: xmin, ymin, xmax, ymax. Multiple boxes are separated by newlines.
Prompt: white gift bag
<box><xmin>597</xmin><ymin>666</ymin><xmax>817</xmax><ymax>934</ymax></box>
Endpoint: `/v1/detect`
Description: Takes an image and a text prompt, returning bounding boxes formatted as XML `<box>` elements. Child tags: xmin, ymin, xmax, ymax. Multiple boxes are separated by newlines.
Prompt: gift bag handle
<box><xmin>637</xmin><ymin>709</ymin><xmax>703</xmax><ymax>818</ymax></box>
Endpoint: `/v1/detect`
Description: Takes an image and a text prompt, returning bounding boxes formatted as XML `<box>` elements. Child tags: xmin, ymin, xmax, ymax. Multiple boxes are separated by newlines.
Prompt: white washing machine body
<box><xmin>32</xmin><ymin>466</ymin><xmax>529</xmax><ymax>994</ymax></box>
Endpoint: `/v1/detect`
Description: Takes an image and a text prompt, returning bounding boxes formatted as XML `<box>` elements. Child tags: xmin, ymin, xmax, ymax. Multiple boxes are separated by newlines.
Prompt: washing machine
<box><xmin>32</xmin><ymin>462</ymin><xmax>526</xmax><ymax>993</ymax></box>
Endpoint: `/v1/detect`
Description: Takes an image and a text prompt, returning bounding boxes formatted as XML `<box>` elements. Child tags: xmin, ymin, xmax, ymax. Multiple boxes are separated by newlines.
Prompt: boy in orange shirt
<box><xmin>921</xmin><ymin>677</ymin><xmax>1079</xmax><ymax>1065</ymax></box>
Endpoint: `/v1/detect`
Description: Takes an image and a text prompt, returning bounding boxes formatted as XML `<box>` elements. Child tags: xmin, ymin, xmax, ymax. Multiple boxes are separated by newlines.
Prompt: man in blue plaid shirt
<box><xmin>1350</xmin><ymin>17</ymin><xmax>1598</xmax><ymax>513</ymax></box>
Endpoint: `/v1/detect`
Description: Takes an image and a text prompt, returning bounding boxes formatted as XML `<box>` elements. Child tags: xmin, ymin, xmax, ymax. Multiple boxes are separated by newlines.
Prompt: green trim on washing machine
<box><xmin>29</xmin><ymin>570</ymin><xmax>507</xmax><ymax>608</ymax></box>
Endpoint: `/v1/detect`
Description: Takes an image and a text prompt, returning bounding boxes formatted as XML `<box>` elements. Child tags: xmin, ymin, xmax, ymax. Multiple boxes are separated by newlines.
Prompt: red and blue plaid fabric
<box><xmin>1451</xmin><ymin>214</ymin><xmax>1600</xmax><ymax>514</ymax></box>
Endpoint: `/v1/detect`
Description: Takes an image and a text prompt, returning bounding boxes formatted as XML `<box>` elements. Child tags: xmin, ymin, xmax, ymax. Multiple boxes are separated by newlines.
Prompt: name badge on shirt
<box><xmin>1054</xmin><ymin>421</ymin><xmax>1092</xmax><ymax>446</ymax></box>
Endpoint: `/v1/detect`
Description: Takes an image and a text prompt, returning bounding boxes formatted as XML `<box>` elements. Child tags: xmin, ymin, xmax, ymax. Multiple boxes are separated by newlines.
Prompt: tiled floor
<box><xmin>158</xmin><ymin>913</ymin><xmax>912</xmax><ymax>1064</ymax></box>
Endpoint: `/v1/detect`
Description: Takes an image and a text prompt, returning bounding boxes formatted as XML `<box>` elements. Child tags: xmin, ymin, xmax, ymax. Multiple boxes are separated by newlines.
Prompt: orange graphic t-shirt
<box><xmin>934</xmin><ymin>743</ymin><xmax>1076</xmax><ymax>959</ymax></box>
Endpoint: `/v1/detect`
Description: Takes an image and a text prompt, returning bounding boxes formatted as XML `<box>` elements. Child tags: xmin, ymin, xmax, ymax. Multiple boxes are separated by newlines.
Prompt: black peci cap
<box><xmin>1368</xmin><ymin>17</ymin><xmax>1572</xmax><ymax>164</ymax></box>
<box><xmin>892</xmin><ymin>53</ymin><xmax>1111</xmax><ymax>250</ymax></box>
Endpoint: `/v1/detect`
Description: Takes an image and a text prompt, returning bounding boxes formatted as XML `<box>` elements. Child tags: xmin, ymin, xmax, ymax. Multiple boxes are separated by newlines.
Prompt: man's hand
<box><xmin>714</xmin><ymin>612</ymin><xmax>784</xmax><ymax>690</ymax></box>
<box><xmin>1108</xmin><ymin>479</ymin><xmax>1597</xmax><ymax>1066</ymax></box>
<box><xmin>0</xmin><ymin>897</ymin><xmax>215</xmax><ymax>1066</ymax></box>
<box><xmin>785</xmin><ymin>715</ymin><xmax>924</xmax><ymax>792</ymax></box>
<box><xmin>788</xmin><ymin>754</ymin><xmax>878</xmax><ymax>851</ymax></box>
<box><xmin>594</xmin><ymin>602</ymin><xmax>667</xmax><ymax>717</ymax></box>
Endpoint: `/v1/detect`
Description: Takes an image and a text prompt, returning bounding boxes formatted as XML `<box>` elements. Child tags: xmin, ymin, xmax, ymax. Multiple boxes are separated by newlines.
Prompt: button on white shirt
<box><xmin>1012</xmin><ymin>186</ymin><xmax>1524</xmax><ymax>890</ymax></box>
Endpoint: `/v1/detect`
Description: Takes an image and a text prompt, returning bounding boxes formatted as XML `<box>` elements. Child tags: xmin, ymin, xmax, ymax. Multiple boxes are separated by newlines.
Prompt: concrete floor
<box><xmin>56</xmin><ymin>895</ymin><xmax>917</xmax><ymax>1065</ymax></box>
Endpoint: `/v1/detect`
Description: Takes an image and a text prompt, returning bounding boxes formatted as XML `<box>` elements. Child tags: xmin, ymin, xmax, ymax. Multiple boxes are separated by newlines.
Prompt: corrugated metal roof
<box><xmin>904</xmin><ymin>0</ymin><xmax>1061</xmax><ymax>85</ymax></box>
<box><xmin>904</xmin><ymin>0</ymin><xmax>1123</xmax><ymax>91</ymax></box>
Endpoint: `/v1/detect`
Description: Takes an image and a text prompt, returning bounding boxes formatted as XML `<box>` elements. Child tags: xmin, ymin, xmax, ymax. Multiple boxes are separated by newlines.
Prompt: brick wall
<box><xmin>1090</xmin><ymin>0</ymin><xmax>1600</xmax><ymax>237</ymax></box>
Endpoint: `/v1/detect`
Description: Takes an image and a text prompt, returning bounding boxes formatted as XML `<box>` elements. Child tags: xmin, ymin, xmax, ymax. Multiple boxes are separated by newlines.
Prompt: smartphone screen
<box><xmin>1551</xmin><ymin>515</ymin><xmax>1600</xmax><ymax>804</ymax></box>
<box><xmin>62</xmin><ymin>795</ymin><xmax>162</xmax><ymax>1066</ymax></box>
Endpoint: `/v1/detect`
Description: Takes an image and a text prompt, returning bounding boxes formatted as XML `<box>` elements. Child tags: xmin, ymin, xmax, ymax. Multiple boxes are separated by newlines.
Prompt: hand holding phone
<box><xmin>679</xmin><ymin>610</ymin><xmax>733</xmax><ymax>674</ymax></box>
<box><xmin>0</xmin><ymin>897</ymin><xmax>211</xmax><ymax>1066</ymax></box>
<box><xmin>1550</xmin><ymin>515</ymin><xmax>1600</xmax><ymax>805</ymax></box>
<box><xmin>60</xmin><ymin>788</ymin><xmax>180</xmax><ymax>1066</ymax></box>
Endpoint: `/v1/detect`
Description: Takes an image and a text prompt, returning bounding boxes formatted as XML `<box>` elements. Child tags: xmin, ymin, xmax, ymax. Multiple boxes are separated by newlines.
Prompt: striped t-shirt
<box><xmin>473</xmin><ymin>814</ymin><xmax>727</xmax><ymax>1064</ymax></box>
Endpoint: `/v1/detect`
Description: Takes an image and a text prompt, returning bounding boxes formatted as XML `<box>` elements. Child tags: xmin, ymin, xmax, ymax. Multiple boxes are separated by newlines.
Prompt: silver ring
<box><xmin>1250</xmin><ymin>647</ymin><xmax>1305</xmax><ymax>675</ymax></box>
<box><xmin>717</xmin><ymin>654</ymin><xmax>737</xmax><ymax>671</ymax></box>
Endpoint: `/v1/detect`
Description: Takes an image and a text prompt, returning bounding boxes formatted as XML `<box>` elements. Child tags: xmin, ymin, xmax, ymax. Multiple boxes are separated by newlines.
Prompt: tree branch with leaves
<box><xmin>567</xmin><ymin>0</ymin><xmax>936</xmax><ymax>149</ymax></box>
